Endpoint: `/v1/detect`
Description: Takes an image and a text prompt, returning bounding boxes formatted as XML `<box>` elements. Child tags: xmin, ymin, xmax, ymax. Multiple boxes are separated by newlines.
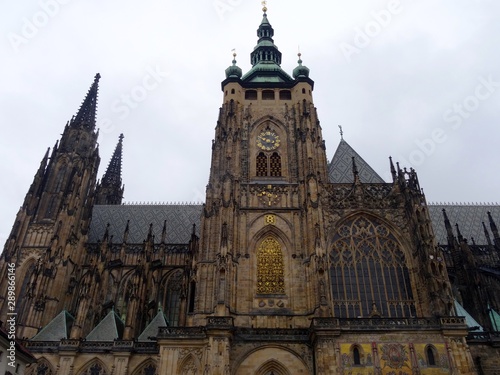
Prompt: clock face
<box><xmin>257</xmin><ymin>130</ymin><xmax>280</xmax><ymax>150</ymax></box>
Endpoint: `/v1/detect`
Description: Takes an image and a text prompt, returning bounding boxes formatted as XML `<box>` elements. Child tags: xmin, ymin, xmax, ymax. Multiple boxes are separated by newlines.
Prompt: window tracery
<box><xmin>330</xmin><ymin>216</ymin><xmax>415</xmax><ymax>318</ymax></box>
<box><xmin>269</xmin><ymin>153</ymin><xmax>281</xmax><ymax>176</ymax></box>
<box><xmin>160</xmin><ymin>270</ymin><xmax>183</xmax><ymax>326</ymax></box>
<box><xmin>257</xmin><ymin>237</ymin><xmax>285</xmax><ymax>295</ymax></box>
<box><xmin>257</xmin><ymin>152</ymin><xmax>267</xmax><ymax>176</ymax></box>
<box><xmin>256</xmin><ymin>152</ymin><xmax>282</xmax><ymax>177</ymax></box>
<box><xmin>80</xmin><ymin>362</ymin><xmax>108</xmax><ymax>375</ymax></box>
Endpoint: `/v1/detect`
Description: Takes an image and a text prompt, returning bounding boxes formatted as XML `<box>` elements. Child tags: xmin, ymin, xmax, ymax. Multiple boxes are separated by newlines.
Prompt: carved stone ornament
<box><xmin>250</xmin><ymin>184</ymin><xmax>288</xmax><ymax>207</ymax></box>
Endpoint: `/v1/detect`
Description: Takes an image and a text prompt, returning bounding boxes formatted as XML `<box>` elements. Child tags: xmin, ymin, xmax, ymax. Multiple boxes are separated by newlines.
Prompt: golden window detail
<box><xmin>265</xmin><ymin>214</ymin><xmax>276</xmax><ymax>225</ymax></box>
<box><xmin>330</xmin><ymin>216</ymin><xmax>415</xmax><ymax>318</ymax></box>
<box><xmin>269</xmin><ymin>152</ymin><xmax>282</xmax><ymax>176</ymax></box>
<box><xmin>257</xmin><ymin>237</ymin><xmax>285</xmax><ymax>294</ymax></box>
<box><xmin>256</xmin><ymin>152</ymin><xmax>267</xmax><ymax>176</ymax></box>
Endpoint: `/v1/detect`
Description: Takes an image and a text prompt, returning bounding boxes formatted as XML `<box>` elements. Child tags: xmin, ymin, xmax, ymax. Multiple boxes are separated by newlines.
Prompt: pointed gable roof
<box><xmin>328</xmin><ymin>139</ymin><xmax>385</xmax><ymax>184</ymax></box>
<box><xmin>86</xmin><ymin>310</ymin><xmax>124</xmax><ymax>341</ymax></box>
<box><xmin>454</xmin><ymin>300</ymin><xmax>484</xmax><ymax>332</ymax></box>
<box><xmin>138</xmin><ymin>309</ymin><xmax>168</xmax><ymax>341</ymax></box>
<box><xmin>489</xmin><ymin>307</ymin><xmax>500</xmax><ymax>331</ymax></box>
<box><xmin>31</xmin><ymin>310</ymin><xmax>74</xmax><ymax>341</ymax></box>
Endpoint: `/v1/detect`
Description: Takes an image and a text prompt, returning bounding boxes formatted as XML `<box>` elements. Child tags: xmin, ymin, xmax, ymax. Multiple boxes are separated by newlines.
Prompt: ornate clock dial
<box><xmin>257</xmin><ymin>130</ymin><xmax>280</xmax><ymax>150</ymax></box>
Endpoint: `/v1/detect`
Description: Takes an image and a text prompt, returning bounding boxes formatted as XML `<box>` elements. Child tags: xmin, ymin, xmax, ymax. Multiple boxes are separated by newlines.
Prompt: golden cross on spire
<box><xmin>261</xmin><ymin>0</ymin><xmax>267</xmax><ymax>13</ymax></box>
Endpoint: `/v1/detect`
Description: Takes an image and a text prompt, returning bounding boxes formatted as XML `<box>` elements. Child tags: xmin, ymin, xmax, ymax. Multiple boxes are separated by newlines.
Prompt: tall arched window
<box><xmin>256</xmin><ymin>153</ymin><xmax>268</xmax><ymax>176</ymax></box>
<box><xmin>353</xmin><ymin>346</ymin><xmax>361</xmax><ymax>365</ymax></box>
<box><xmin>53</xmin><ymin>165</ymin><xmax>67</xmax><ymax>192</ymax></box>
<box><xmin>329</xmin><ymin>216</ymin><xmax>415</xmax><ymax>318</ymax></box>
<box><xmin>16</xmin><ymin>262</ymin><xmax>35</xmax><ymax>320</ymax></box>
<box><xmin>116</xmin><ymin>276</ymin><xmax>133</xmax><ymax>321</ymax></box>
<box><xmin>426</xmin><ymin>345</ymin><xmax>437</xmax><ymax>366</ymax></box>
<box><xmin>257</xmin><ymin>237</ymin><xmax>285</xmax><ymax>295</ymax></box>
<box><xmin>160</xmin><ymin>271</ymin><xmax>183</xmax><ymax>326</ymax></box>
<box><xmin>269</xmin><ymin>153</ymin><xmax>282</xmax><ymax>176</ymax></box>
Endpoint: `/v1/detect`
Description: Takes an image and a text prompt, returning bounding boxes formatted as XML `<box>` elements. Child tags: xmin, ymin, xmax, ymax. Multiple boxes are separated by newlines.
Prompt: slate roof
<box><xmin>138</xmin><ymin>309</ymin><xmax>168</xmax><ymax>342</ymax></box>
<box><xmin>328</xmin><ymin>139</ymin><xmax>385</xmax><ymax>184</ymax></box>
<box><xmin>31</xmin><ymin>310</ymin><xmax>74</xmax><ymax>341</ymax></box>
<box><xmin>428</xmin><ymin>204</ymin><xmax>500</xmax><ymax>245</ymax></box>
<box><xmin>86</xmin><ymin>310</ymin><xmax>124</xmax><ymax>341</ymax></box>
<box><xmin>88</xmin><ymin>204</ymin><xmax>202</xmax><ymax>244</ymax></box>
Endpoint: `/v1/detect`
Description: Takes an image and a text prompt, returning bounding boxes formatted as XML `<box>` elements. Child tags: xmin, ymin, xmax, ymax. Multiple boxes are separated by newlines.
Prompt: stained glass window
<box><xmin>330</xmin><ymin>216</ymin><xmax>415</xmax><ymax>318</ymax></box>
<box><xmin>161</xmin><ymin>271</ymin><xmax>183</xmax><ymax>326</ymax></box>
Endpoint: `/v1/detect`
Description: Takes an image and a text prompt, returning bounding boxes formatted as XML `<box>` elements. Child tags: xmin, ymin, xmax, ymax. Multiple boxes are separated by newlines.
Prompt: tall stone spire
<box><xmin>95</xmin><ymin>134</ymin><xmax>125</xmax><ymax>205</ymax></box>
<box><xmin>71</xmin><ymin>73</ymin><xmax>100</xmax><ymax>130</ymax></box>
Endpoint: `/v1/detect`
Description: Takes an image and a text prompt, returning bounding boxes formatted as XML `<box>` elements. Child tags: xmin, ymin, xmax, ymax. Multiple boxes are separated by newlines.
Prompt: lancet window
<box><xmin>256</xmin><ymin>152</ymin><xmax>282</xmax><ymax>177</ymax></box>
<box><xmin>159</xmin><ymin>270</ymin><xmax>183</xmax><ymax>326</ymax></box>
<box><xmin>329</xmin><ymin>216</ymin><xmax>415</xmax><ymax>318</ymax></box>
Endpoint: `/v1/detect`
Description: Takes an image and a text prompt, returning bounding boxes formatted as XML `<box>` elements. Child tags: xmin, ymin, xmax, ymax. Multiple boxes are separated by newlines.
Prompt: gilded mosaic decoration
<box><xmin>257</xmin><ymin>237</ymin><xmax>285</xmax><ymax>294</ymax></box>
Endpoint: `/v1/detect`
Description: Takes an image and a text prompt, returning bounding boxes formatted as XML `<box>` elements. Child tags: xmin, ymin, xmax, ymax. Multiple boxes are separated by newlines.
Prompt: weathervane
<box><xmin>338</xmin><ymin>125</ymin><xmax>344</xmax><ymax>140</ymax></box>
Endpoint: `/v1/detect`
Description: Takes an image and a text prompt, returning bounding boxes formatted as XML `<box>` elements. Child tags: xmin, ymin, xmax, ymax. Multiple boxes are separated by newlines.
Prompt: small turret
<box><xmin>225</xmin><ymin>51</ymin><xmax>242</xmax><ymax>79</ymax></box>
<box><xmin>95</xmin><ymin>134</ymin><xmax>125</xmax><ymax>205</ymax></box>
<box><xmin>293</xmin><ymin>53</ymin><xmax>310</xmax><ymax>79</ymax></box>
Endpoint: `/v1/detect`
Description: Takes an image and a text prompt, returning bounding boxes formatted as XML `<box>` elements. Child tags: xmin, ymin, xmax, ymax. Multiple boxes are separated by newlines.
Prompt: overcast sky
<box><xmin>1</xmin><ymin>0</ymin><xmax>499</xmax><ymax>244</ymax></box>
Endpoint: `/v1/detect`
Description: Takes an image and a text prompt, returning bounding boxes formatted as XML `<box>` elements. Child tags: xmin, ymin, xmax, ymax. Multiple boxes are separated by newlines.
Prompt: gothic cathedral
<box><xmin>1</xmin><ymin>5</ymin><xmax>499</xmax><ymax>375</ymax></box>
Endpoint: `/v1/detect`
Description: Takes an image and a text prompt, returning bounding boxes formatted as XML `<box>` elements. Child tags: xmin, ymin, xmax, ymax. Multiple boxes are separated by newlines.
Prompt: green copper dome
<box><xmin>225</xmin><ymin>55</ymin><xmax>242</xmax><ymax>79</ymax></box>
<box><xmin>293</xmin><ymin>54</ymin><xmax>310</xmax><ymax>79</ymax></box>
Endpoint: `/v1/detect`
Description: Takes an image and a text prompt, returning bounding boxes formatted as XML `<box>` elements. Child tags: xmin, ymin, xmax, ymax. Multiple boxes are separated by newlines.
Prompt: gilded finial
<box><xmin>261</xmin><ymin>0</ymin><xmax>267</xmax><ymax>13</ymax></box>
<box><xmin>338</xmin><ymin>125</ymin><xmax>344</xmax><ymax>140</ymax></box>
<box><xmin>231</xmin><ymin>48</ymin><xmax>237</xmax><ymax>64</ymax></box>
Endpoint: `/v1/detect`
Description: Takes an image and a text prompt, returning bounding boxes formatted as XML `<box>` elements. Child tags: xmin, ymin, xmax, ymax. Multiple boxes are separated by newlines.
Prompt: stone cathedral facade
<box><xmin>1</xmin><ymin>6</ymin><xmax>499</xmax><ymax>375</ymax></box>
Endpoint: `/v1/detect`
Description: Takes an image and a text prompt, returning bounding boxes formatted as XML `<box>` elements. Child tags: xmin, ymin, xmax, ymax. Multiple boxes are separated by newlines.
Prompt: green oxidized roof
<box><xmin>242</xmin><ymin>62</ymin><xmax>294</xmax><ymax>83</ymax></box>
<box><xmin>293</xmin><ymin>55</ymin><xmax>310</xmax><ymax>78</ymax></box>
<box><xmin>31</xmin><ymin>310</ymin><xmax>74</xmax><ymax>341</ymax></box>
<box><xmin>242</xmin><ymin>8</ymin><xmax>295</xmax><ymax>84</ymax></box>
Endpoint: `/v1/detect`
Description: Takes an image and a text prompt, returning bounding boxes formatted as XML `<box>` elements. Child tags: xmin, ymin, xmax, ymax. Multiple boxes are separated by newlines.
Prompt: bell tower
<box><xmin>192</xmin><ymin>4</ymin><xmax>329</xmax><ymax>329</ymax></box>
<box><xmin>0</xmin><ymin>74</ymin><xmax>101</xmax><ymax>338</ymax></box>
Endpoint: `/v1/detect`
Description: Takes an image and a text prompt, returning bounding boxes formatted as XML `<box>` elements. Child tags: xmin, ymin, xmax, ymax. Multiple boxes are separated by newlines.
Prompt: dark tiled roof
<box><xmin>328</xmin><ymin>140</ymin><xmax>385</xmax><ymax>184</ymax></box>
<box><xmin>428</xmin><ymin>204</ymin><xmax>500</xmax><ymax>245</ymax></box>
<box><xmin>88</xmin><ymin>204</ymin><xmax>203</xmax><ymax>244</ymax></box>
<box><xmin>31</xmin><ymin>310</ymin><xmax>74</xmax><ymax>341</ymax></box>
